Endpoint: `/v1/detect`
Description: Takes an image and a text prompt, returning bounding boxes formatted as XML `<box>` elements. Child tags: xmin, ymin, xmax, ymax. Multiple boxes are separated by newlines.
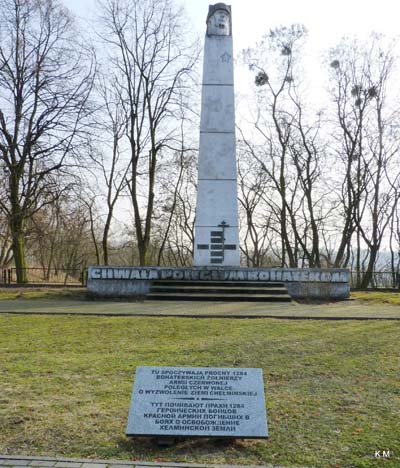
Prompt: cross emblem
<box><xmin>196</xmin><ymin>221</ymin><xmax>237</xmax><ymax>264</ymax></box>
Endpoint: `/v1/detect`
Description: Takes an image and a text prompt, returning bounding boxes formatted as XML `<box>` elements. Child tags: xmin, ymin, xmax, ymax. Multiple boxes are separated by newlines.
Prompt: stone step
<box><xmin>151</xmin><ymin>280</ymin><xmax>286</xmax><ymax>288</ymax></box>
<box><xmin>148</xmin><ymin>280</ymin><xmax>291</xmax><ymax>302</ymax></box>
<box><xmin>146</xmin><ymin>292</ymin><xmax>292</xmax><ymax>302</ymax></box>
<box><xmin>150</xmin><ymin>285</ymin><xmax>289</xmax><ymax>294</ymax></box>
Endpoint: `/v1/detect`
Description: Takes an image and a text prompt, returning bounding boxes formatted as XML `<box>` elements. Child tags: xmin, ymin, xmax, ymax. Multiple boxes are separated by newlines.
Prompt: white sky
<box><xmin>181</xmin><ymin>0</ymin><xmax>399</xmax><ymax>50</ymax></box>
<box><xmin>63</xmin><ymin>0</ymin><xmax>400</xmax><ymax>240</ymax></box>
<box><xmin>66</xmin><ymin>0</ymin><xmax>400</xmax><ymax>51</ymax></box>
<box><xmin>65</xmin><ymin>0</ymin><xmax>400</xmax><ymax>104</ymax></box>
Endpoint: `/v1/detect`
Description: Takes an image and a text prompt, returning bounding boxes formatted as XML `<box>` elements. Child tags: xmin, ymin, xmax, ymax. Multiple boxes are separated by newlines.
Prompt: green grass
<box><xmin>0</xmin><ymin>315</ymin><xmax>399</xmax><ymax>467</ymax></box>
<box><xmin>0</xmin><ymin>288</ymin><xmax>86</xmax><ymax>301</ymax></box>
<box><xmin>352</xmin><ymin>290</ymin><xmax>400</xmax><ymax>305</ymax></box>
<box><xmin>0</xmin><ymin>287</ymin><xmax>399</xmax><ymax>304</ymax></box>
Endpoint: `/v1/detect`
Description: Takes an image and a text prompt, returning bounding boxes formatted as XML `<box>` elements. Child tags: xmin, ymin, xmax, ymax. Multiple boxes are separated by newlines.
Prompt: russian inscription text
<box><xmin>126</xmin><ymin>366</ymin><xmax>268</xmax><ymax>438</ymax></box>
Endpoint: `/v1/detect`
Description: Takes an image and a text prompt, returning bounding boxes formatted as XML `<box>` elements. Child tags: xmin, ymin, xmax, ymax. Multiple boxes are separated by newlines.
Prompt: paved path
<box><xmin>0</xmin><ymin>297</ymin><xmax>399</xmax><ymax>319</ymax></box>
<box><xmin>0</xmin><ymin>456</ymin><xmax>295</xmax><ymax>468</ymax></box>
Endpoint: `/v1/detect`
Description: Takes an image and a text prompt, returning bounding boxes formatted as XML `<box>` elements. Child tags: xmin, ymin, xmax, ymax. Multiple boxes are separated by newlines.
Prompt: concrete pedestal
<box><xmin>87</xmin><ymin>266</ymin><xmax>351</xmax><ymax>300</ymax></box>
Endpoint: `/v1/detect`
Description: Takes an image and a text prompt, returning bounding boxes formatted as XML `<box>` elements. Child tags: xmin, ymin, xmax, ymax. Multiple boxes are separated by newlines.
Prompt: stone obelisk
<box><xmin>193</xmin><ymin>3</ymin><xmax>240</xmax><ymax>267</ymax></box>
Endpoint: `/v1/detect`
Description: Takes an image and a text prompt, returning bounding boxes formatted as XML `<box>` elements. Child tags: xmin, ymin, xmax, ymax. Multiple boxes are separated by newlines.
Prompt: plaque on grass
<box><xmin>126</xmin><ymin>366</ymin><xmax>268</xmax><ymax>438</ymax></box>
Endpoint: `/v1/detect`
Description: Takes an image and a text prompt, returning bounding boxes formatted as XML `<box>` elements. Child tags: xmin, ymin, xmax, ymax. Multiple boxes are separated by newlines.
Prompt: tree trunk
<box><xmin>360</xmin><ymin>246</ymin><xmax>378</xmax><ymax>289</ymax></box>
<box><xmin>102</xmin><ymin>212</ymin><xmax>112</xmax><ymax>266</ymax></box>
<box><xmin>11</xmin><ymin>228</ymin><xmax>27</xmax><ymax>283</ymax></box>
<box><xmin>138</xmin><ymin>240</ymin><xmax>147</xmax><ymax>266</ymax></box>
<box><xmin>9</xmin><ymin>173</ymin><xmax>28</xmax><ymax>283</ymax></box>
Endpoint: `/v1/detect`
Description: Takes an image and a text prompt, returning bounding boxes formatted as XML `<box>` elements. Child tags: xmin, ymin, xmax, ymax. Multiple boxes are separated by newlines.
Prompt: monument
<box><xmin>86</xmin><ymin>4</ymin><xmax>350</xmax><ymax>301</ymax></box>
<box><xmin>193</xmin><ymin>3</ymin><xmax>240</xmax><ymax>267</ymax></box>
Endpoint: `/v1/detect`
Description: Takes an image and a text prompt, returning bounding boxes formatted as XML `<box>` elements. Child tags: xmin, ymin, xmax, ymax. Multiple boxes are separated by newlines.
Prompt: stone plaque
<box><xmin>126</xmin><ymin>366</ymin><xmax>268</xmax><ymax>438</ymax></box>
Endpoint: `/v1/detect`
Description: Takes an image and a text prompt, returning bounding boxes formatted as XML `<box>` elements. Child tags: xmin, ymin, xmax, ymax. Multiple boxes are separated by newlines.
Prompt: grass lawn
<box><xmin>351</xmin><ymin>291</ymin><xmax>400</xmax><ymax>306</ymax></box>
<box><xmin>0</xmin><ymin>315</ymin><xmax>399</xmax><ymax>468</ymax></box>
<box><xmin>0</xmin><ymin>288</ymin><xmax>86</xmax><ymax>301</ymax></box>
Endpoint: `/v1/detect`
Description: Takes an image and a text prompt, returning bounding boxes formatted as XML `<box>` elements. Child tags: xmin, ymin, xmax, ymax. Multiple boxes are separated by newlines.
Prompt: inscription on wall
<box><xmin>89</xmin><ymin>267</ymin><xmax>350</xmax><ymax>283</ymax></box>
<box><xmin>126</xmin><ymin>366</ymin><xmax>268</xmax><ymax>438</ymax></box>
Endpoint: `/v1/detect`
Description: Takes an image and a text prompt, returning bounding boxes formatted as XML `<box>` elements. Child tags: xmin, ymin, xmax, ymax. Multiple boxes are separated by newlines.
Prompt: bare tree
<box><xmin>98</xmin><ymin>0</ymin><xmax>198</xmax><ymax>265</ymax></box>
<box><xmin>81</xmin><ymin>192</ymin><xmax>102</xmax><ymax>266</ymax></box>
<box><xmin>88</xmin><ymin>71</ymin><xmax>130</xmax><ymax>265</ymax></box>
<box><xmin>0</xmin><ymin>213</ymin><xmax>13</xmax><ymax>267</ymax></box>
<box><xmin>0</xmin><ymin>0</ymin><xmax>95</xmax><ymax>282</ymax></box>
<box><xmin>28</xmin><ymin>192</ymin><xmax>95</xmax><ymax>283</ymax></box>
<box><xmin>328</xmin><ymin>35</ymin><xmax>400</xmax><ymax>286</ymax></box>
<box><xmin>389</xmin><ymin>195</ymin><xmax>400</xmax><ymax>287</ymax></box>
<box><xmin>237</xmin><ymin>146</ymin><xmax>276</xmax><ymax>267</ymax></box>
<box><xmin>166</xmin><ymin>155</ymin><xmax>197</xmax><ymax>266</ymax></box>
<box><xmin>328</xmin><ymin>43</ymin><xmax>372</xmax><ymax>270</ymax></box>
<box><xmin>242</xmin><ymin>25</ymin><xmax>328</xmax><ymax>267</ymax></box>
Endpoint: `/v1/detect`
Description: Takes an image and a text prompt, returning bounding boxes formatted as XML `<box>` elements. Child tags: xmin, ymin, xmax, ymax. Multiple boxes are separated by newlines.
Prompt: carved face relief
<box><xmin>207</xmin><ymin>9</ymin><xmax>230</xmax><ymax>36</ymax></box>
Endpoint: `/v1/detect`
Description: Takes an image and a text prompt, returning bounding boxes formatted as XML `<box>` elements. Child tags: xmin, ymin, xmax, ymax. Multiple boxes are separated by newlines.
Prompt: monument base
<box><xmin>87</xmin><ymin>267</ymin><xmax>350</xmax><ymax>301</ymax></box>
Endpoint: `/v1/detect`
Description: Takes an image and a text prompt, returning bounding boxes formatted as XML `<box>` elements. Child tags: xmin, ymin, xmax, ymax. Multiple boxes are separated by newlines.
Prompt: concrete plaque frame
<box><xmin>126</xmin><ymin>366</ymin><xmax>268</xmax><ymax>438</ymax></box>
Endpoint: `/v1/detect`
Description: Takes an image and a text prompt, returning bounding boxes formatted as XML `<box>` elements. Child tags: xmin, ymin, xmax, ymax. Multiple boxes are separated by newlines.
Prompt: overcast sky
<box><xmin>65</xmin><ymin>0</ymin><xmax>399</xmax><ymax>102</ymax></box>
<box><xmin>66</xmin><ymin>0</ymin><xmax>399</xmax><ymax>50</ymax></box>
<box><xmin>62</xmin><ymin>0</ymin><xmax>399</xmax><ymax>242</ymax></box>
<box><xmin>183</xmin><ymin>0</ymin><xmax>399</xmax><ymax>50</ymax></box>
